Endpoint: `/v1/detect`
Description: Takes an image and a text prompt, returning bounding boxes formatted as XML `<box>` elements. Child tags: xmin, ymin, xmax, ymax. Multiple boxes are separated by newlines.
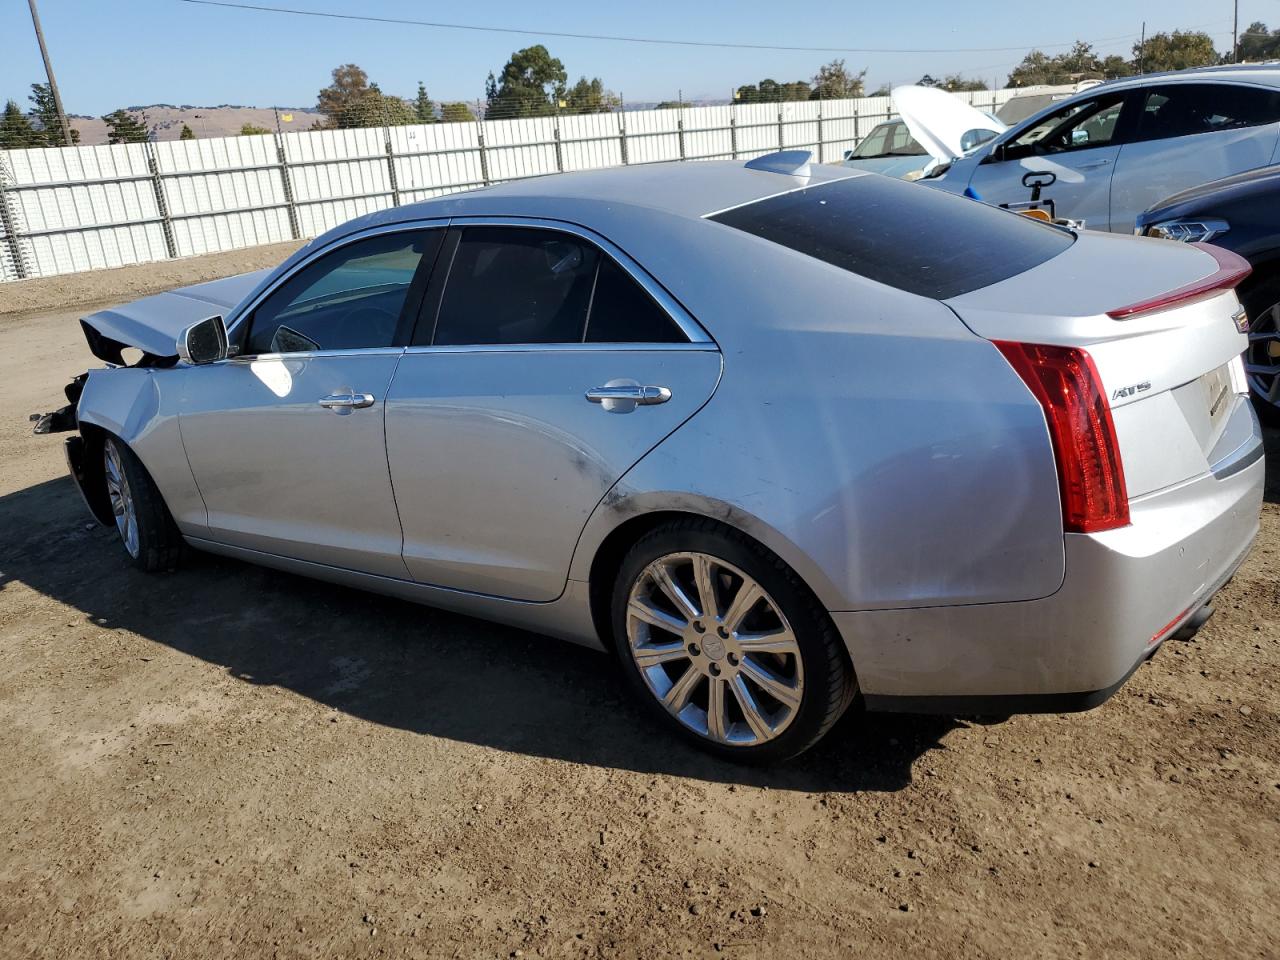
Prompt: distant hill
<box><xmin>67</xmin><ymin>105</ymin><xmax>327</xmax><ymax>144</ymax></box>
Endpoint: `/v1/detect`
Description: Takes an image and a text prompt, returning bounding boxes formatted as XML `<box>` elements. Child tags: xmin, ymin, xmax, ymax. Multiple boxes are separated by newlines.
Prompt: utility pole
<box><xmin>1233</xmin><ymin>0</ymin><xmax>1240</xmax><ymax>62</ymax></box>
<box><xmin>1138</xmin><ymin>21</ymin><xmax>1146</xmax><ymax>75</ymax></box>
<box><xmin>26</xmin><ymin>0</ymin><xmax>73</xmax><ymax>146</ymax></box>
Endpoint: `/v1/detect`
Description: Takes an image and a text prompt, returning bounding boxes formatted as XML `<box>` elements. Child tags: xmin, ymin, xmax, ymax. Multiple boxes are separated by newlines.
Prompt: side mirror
<box><xmin>177</xmin><ymin>315</ymin><xmax>229</xmax><ymax>365</ymax></box>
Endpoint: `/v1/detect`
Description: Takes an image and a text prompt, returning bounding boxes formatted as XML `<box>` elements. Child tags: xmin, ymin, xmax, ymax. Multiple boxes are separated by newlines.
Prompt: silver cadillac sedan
<box><xmin>36</xmin><ymin>151</ymin><xmax>1265</xmax><ymax>762</ymax></box>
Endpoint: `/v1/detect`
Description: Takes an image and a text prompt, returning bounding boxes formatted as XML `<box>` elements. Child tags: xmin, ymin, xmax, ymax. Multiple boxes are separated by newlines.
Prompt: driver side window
<box><xmin>1006</xmin><ymin>94</ymin><xmax>1126</xmax><ymax>158</ymax></box>
<box><xmin>245</xmin><ymin>230</ymin><xmax>439</xmax><ymax>355</ymax></box>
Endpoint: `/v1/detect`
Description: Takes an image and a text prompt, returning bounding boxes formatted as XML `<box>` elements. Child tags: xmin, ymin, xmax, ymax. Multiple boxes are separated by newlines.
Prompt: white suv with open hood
<box><xmin>919</xmin><ymin>66</ymin><xmax>1280</xmax><ymax>232</ymax></box>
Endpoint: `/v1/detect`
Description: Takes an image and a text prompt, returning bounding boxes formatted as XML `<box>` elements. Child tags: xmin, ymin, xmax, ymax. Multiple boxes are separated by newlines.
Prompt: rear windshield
<box><xmin>708</xmin><ymin>175</ymin><xmax>1074</xmax><ymax>299</ymax></box>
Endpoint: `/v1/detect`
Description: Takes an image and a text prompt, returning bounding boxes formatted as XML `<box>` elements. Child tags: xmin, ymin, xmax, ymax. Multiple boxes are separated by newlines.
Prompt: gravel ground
<box><xmin>1</xmin><ymin>262</ymin><xmax>1278</xmax><ymax>959</ymax></box>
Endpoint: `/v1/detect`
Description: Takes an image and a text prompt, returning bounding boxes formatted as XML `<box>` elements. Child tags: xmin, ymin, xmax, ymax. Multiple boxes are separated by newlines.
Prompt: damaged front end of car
<box><xmin>30</xmin><ymin>269</ymin><xmax>269</xmax><ymax>526</ymax></box>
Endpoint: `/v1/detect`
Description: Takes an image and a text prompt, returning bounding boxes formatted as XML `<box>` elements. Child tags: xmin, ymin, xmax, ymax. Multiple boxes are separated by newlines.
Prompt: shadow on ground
<box><xmin>1</xmin><ymin>476</ymin><xmax>965</xmax><ymax>793</ymax></box>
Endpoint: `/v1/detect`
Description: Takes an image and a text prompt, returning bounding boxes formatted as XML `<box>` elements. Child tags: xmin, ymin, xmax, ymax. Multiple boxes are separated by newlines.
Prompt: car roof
<box><xmin>315</xmin><ymin>158</ymin><xmax>863</xmax><ymax>243</ymax></box>
<box><xmin>1093</xmin><ymin>64</ymin><xmax>1280</xmax><ymax>92</ymax></box>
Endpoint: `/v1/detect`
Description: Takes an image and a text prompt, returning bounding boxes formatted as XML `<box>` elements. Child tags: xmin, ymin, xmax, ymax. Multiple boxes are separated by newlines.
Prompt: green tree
<box><xmin>564</xmin><ymin>76</ymin><xmax>620</xmax><ymax>114</ymax></box>
<box><xmin>102</xmin><ymin>109</ymin><xmax>149</xmax><ymax>144</ymax></box>
<box><xmin>654</xmin><ymin>100</ymin><xmax>684</xmax><ymax>110</ymax></box>
<box><xmin>485</xmin><ymin>45</ymin><xmax>568</xmax><ymax>118</ymax></box>
<box><xmin>239</xmin><ymin>122</ymin><xmax>271</xmax><ymax>136</ymax></box>
<box><xmin>810</xmin><ymin>59</ymin><xmax>865</xmax><ymax>100</ymax></box>
<box><xmin>867</xmin><ymin>84</ymin><xmax>892</xmax><ymax>98</ymax></box>
<box><xmin>734</xmin><ymin>78</ymin><xmax>811</xmax><ymax>103</ymax></box>
<box><xmin>316</xmin><ymin>63</ymin><xmax>379</xmax><ymax>127</ymax></box>
<box><xmin>29</xmin><ymin>82</ymin><xmax>78</xmax><ymax>145</ymax></box>
<box><xmin>1239</xmin><ymin>22</ymin><xmax>1280</xmax><ymax>62</ymax></box>
<box><xmin>414</xmin><ymin>81</ymin><xmax>435</xmax><ymax>123</ymax></box>
<box><xmin>1133</xmin><ymin>31</ymin><xmax>1219</xmax><ymax>72</ymax></box>
<box><xmin>1007</xmin><ymin>42</ymin><xmax>1105</xmax><ymax>86</ymax></box>
<box><xmin>940</xmin><ymin>74</ymin><xmax>988</xmax><ymax>92</ymax></box>
<box><xmin>1100</xmin><ymin>54</ymin><xmax>1134</xmax><ymax>79</ymax></box>
<box><xmin>0</xmin><ymin>100</ymin><xmax>40</xmax><ymax>149</ymax></box>
<box><xmin>179</xmin><ymin>123</ymin><xmax>196</xmax><ymax>140</ymax></box>
<box><xmin>439</xmin><ymin>101</ymin><xmax>474</xmax><ymax>123</ymax></box>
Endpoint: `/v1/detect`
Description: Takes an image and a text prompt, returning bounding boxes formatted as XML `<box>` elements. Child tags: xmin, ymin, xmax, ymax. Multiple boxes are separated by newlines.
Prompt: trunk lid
<box><xmin>946</xmin><ymin>232</ymin><xmax>1250</xmax><ymax>497</ymax></box>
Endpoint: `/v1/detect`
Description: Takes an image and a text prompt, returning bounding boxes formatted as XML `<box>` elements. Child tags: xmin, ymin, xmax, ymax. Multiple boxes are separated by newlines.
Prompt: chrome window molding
<box><xmin>402</xmin><ymin>341</ymin><xmax>718</xmax><ymax>356</ymax></box>
<box><xmin>219</xmin><ymin>346</ymin><xmax>408</xmax><ymax>365</ymax></box>
<box><xmin>442</xmin><ymin>215</ymin><xmax>713</xmax><ymax>346</ymax></box>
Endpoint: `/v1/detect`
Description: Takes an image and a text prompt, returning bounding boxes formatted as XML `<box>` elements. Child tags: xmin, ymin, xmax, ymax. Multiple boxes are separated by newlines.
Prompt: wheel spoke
<box><xmin>735</xmin><ymin>628</ymin><xmax>799</xmax><ymax>656</ymax></box>
<box><xmin>633</xmin><ymin>641</ymin><xmax>688</xmax><ymax>669</ymax></box>
<box><xmin>663</xmin><ymin>665</ymin><xmax>702</xmax><ymax>712</ymax></box>
<box><xmin>692</xmin><ymin>553</ymin><xmax>718</xmax><ymax>620</ymax></box>
<box><xmin>731</xmin><ymin>675</ymin><xmax>773</xmax><ymax>741</ymax></box>
<box><xmin>740</xmin><ymin>657</ymin><xmax>802</xmax><ymax>710</ymax></box>
<box><xmin>628</xmin><ymin>597</ymin><xmax>687</xmax><ymax>636</ymax></box>
<box><xmin>721</xmin><ymin>580</ymin><xmax>763</xmax><ymax>634</ymax></box>
<box><xmin>706</xmin><ymin>677</ymin><xmax>728</xmax><ymax>742</ymax></box>
<box><xmin>648</xmin><ymin>562</ymin><xmax>699</xmax><ymax>622</ymax></box>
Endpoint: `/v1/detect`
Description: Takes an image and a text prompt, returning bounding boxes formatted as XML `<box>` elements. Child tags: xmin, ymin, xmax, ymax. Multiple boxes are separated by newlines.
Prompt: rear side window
<box><xmin>585</xmin><ymin>258</ymin><xmax>685</xmax><ymax>343</ymax></box>
<box><xmin>426</xmin><ymin>226</ymin><xmax>687</xmax><ymax>345</ymax></box>
<box><xmin>1132</xmin><ymin>84</ymin><xmax>1280</xmax><ymax>143</ymax></box>
<box><xmin>709</xmin><ymin>176</ymin><xmax>1073</xmax><ymax>300</ymax></box>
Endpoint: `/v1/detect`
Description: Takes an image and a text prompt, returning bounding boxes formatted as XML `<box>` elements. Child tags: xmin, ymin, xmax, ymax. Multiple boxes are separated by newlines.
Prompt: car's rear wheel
<box><xmin>103</xmin><ymin>436</ymin><xmax>184</xmax><ymax>572</ymax></box>
<box><xmin>1238</xmin><ymin>273</ymin><xmax>1280</xmax><ymax>426</ymax></box>
<box><xmin>611</xmin><ymin>518</ymin><xmax>856</xmax><ymax>763</ymax></box>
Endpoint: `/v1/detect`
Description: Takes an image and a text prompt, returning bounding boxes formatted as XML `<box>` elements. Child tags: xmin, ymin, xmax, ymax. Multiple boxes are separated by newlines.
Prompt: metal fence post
<box><xmin>777</xmin><ymin>106</ymin><xmax>785</xmax><ymax>150</ymax></box>
<box><xmin>382</xmin><ymin>124</ymin><xmax>402</xmax><ymax>207</ymax></box>
<box><xmin>816</xmin><ymin>97</ymin><xmax>825</xmax><ymax>163</ymax></box>
<box><xmin>0</xmin><ymin>160</ymin><xmax>30</xmax><ymax>280</ymax></box>
<box><xmin>273</xmin><ymin>128</ymin><xmax>301</xmax><ymax>241</ymax></box>
<box><xmin>730</xmin><ymin>97</ymin><xmax>738</xmax><ymax>159</ymax></box>
<box><xmin>677</xmin><ymin>107</ymin><xmax>686</xmax><ymax>161</ymax></box>
<box><xmin>553</xmin><ymin>105</ymin><xmax>565</xmax><ymax>173</ymax></box>
<box><xmin>145</xmin><ymin>142</ymin><xmax>178</xmax><ymax>260</ymax></box>
<box><xmin>477</xmin><ymin>117</ymin><xmax>491</xmax><ymax>186</ymax></box>
<box><xmin>618</xmin><ymin>96</ymin><xmax>629</xmax><ymax>165</ymax></box>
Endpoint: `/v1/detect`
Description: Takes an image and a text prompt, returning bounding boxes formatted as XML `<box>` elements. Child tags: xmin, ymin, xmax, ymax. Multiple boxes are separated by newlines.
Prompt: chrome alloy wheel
<box><xmin>104</xmin><ymin>441</ymin><xmax>140</xmax><ymax>559</ymax></box>
<box><xmin>1245</xmin><ymin>301</ymin><xmax>1280</xmax><ymax>409</ymax></box>
<box><xmin>625</xmin><ymin>552</ymin><xmax>804</xmax><ymax>746</ymax></box>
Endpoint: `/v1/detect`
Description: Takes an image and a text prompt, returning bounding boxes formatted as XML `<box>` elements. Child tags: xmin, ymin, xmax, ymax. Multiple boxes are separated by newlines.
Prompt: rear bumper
<box><xmin>834</xmin><ymin>436</ymin><xmax>1264</xmax><ymax>713</ymax></box>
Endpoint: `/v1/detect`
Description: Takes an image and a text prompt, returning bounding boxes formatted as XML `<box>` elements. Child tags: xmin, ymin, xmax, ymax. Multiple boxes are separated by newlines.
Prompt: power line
<box><xmin>173</xmin><ymin>0</ymin><xmax>1150</xmax><ymax>55</ymax></box>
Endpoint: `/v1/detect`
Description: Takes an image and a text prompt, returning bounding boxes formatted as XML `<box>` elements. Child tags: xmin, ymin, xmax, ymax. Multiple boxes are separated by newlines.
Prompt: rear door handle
<box><xmin>318</xmin><ymin>391</ymin><xmax>376</xmax><ymax>414</ymax></box>
<box><xmin>585</xmin><ymin>385</ymin><xmax>671</xmax><ymax>404</ymax></box>
<box><xmin>585</xmin><ymin>384</ymin><xmax>671</xmax><ymax>413</ymax></box>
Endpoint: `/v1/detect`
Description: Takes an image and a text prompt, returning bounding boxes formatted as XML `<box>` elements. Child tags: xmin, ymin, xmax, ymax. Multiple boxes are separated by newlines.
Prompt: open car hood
<box><xmin>80</xmin><ymin>269</ymin><xmax>269</xmax><ymax>363</ymax></box>
<box><xmin>892</xmin><ymin>85</ymin><xmax>1007</xmax><ymax>163</ymax></box>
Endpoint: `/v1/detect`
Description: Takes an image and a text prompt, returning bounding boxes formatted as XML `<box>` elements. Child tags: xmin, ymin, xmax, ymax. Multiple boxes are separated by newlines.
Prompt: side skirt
<box><xmin>184</xmin><ymin>537</ymin><xmax>605</xmax><ymax>651</ymax></box>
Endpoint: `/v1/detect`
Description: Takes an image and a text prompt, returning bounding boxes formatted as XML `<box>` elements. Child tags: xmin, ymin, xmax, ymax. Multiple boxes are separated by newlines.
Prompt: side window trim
<box><xmin>224</xmin><ymin>220</ymin><xmax>449</xmax><ymax>358</ymax></box>
<box><xmin>412</xmin><ymin>216</ymin><xmax>712</xmax><ymax>348</ymax></box>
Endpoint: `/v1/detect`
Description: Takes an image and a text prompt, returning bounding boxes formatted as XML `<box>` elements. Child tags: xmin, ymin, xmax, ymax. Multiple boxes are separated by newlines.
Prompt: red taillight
<box><xmin>1106</xmin><ymin>243</ymin><xmax>1251</xmax><ymax>320</ymax></box>
<box><xmin>995</xmin><ymin>341</ymin><xmax>1130</xmax><ymax>534</ymax></box>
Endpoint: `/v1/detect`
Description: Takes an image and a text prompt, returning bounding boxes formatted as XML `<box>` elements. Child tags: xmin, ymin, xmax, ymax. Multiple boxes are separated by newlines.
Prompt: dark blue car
<box><xmin>1137</xmin><ymin>165</ymin><xmax>1280</xmax><ymax>422</ymax></box>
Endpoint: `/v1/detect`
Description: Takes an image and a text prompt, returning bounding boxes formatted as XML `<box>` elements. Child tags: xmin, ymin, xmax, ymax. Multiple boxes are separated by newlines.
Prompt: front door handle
<box><xmin>318</xmin><ymin>391</ymin><xmax>376</xmax><ymax>414</ymax></box>
<box><xmin>1076</xmin><ymin>158</ymin><xmax>1112</xmax><ymax>169</ymax></box>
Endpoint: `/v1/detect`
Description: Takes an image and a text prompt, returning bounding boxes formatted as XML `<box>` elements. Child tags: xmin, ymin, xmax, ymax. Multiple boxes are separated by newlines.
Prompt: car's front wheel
<box><xmin>611</xmin><ymin>518</ymin><xmax>856</xmax><ymax>763</ymax></box>
<box><xmin>102</xmin><ymin>436</ymin><xmax>184</xmax><ymax>572</ymax></box>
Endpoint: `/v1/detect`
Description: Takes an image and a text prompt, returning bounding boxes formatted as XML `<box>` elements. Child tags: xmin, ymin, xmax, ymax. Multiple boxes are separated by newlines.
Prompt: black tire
<box><xmin>1237</xmin><ymin>272</ymin><xmax>1280</xmax><ymax>427</ymax></box>
<box><xmin>102</xmin><ymin>436</ymin><xmax>184</xmax><ymax>572</ymax></box>
<box><xmin>610</xmin><ymin>517</ymin><xmax>856</xmax><ymax>764</ymax></box>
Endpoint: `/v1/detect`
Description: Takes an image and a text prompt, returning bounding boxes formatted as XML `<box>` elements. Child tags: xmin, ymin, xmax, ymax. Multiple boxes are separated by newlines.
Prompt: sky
<box><xmin>0</xmin><ymin>0</ymin><xmax>1262</xmax><ymax>115</ymax></box>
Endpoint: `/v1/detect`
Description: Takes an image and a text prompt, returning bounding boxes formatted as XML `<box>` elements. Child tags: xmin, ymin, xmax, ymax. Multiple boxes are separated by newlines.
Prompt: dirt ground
<box><xmin>1</xmin><ymin>259</ymin><xmax>1278</xmax><ymax>960</ymax></box>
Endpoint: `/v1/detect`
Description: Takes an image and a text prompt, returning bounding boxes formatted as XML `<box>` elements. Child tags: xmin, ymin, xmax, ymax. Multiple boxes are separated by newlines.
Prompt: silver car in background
<box><xmin>38</xmin><ymin>152</ymin><xmax>1265</xmax><ymax>762</ymax></box>
<box><xmin>923</xmin><ymin>65</ymin><xmax>1280</xmax><ymax>232</ymax></box>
